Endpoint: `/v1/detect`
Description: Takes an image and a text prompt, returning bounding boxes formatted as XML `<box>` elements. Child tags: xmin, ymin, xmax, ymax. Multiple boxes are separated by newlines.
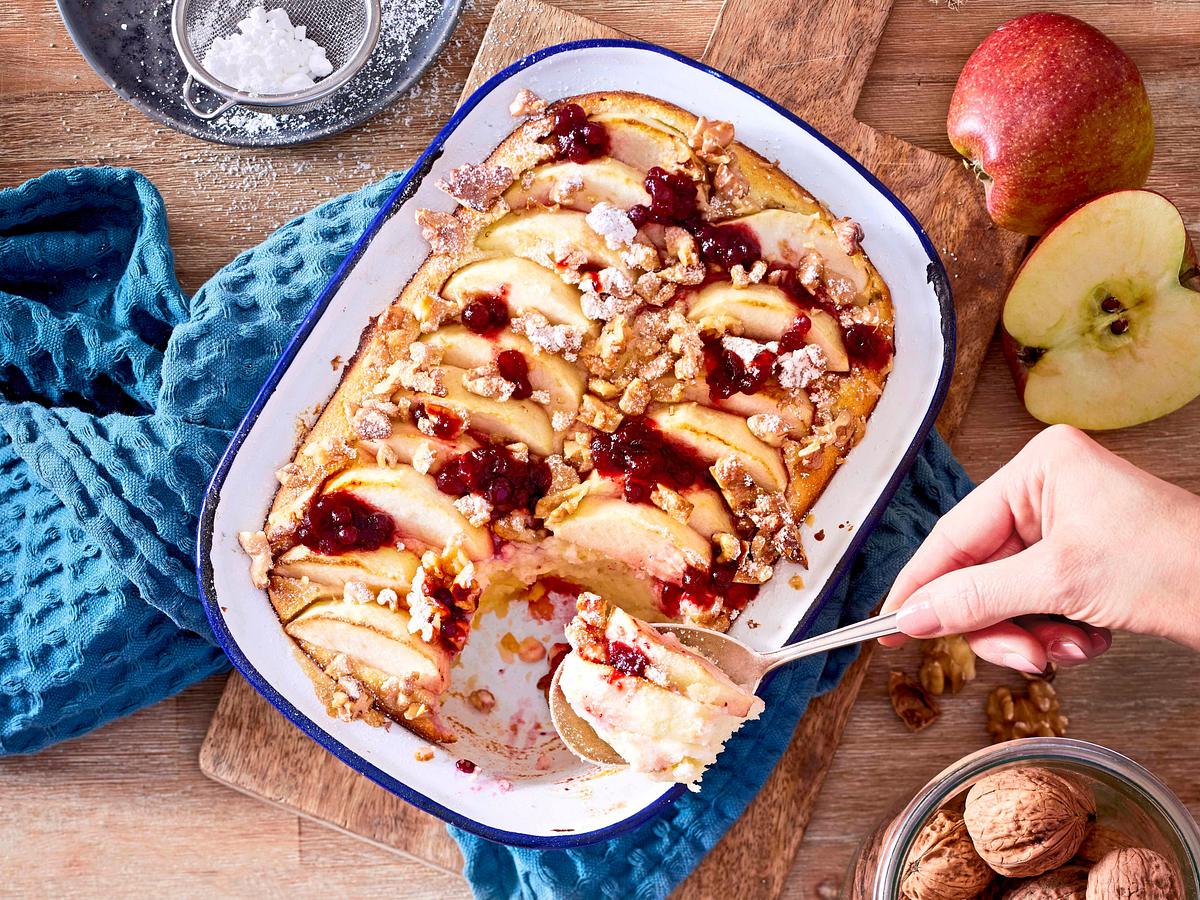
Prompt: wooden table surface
<box><xmin>3</xmin><ymin>0</ymin><xmax>1198</xmax><ymax>896</ymax></box>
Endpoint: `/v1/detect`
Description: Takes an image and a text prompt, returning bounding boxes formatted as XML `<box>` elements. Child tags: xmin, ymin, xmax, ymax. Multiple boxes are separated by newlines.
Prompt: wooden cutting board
<box><xmin>200</xmin><ymin>0</ymin><xmax>1026</xmax><ymax>892</ymax></box>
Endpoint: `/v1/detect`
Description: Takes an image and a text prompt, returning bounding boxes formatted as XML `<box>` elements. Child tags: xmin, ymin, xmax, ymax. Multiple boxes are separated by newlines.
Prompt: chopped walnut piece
<box><xmin>274</xmin><ymin>462</ymin><xmax>304</xmax><ymax>487</ymax></box>
<box><xmin>536</xmin><ymin>481</ymin><xmax>592</xmax><ymax>525</ymax></box>
<box><xmin>747</xmin><ymin>413</ymin><xmax>788</xmax><ymax>447</ymax></box>
<box><xmin>406</xmin><ymin>537</ymin><xmax>479</xmax><ymax>648</ymax></box>
<box><xmin>889</xmin><ymin>670</ymin><xmax>940</xmax><ymax>732</ymax></box>
<box><xmin>331</xmin><ymin>674</ymin><xmax>373</xmax><ymax>722</ymax></box>
<box><xmin>598</xmin><ymin>267</ymin><xmax>635</xmax><ymax>299</ymax></box>
<box><xmin>713</xmin><ymin>532</ymin><xmax>742</xmax><ymax>564</ymax></box>
<box><xmin>562</xmin><ymin>437</ymin><xmax>593</xmax><ymax>472</ymax></box>
<box><xmin>546</xmin><ymin>455</ymin><xmax>581</xmax><ymax>493</ymax></box>
<box><xmin>658</xmin><ymin>262</ymin><xmax>706</xmax><ymax>285</ymax></box>
<box><xmin>509</xmin><ymin>87</ymin><xmax>546</xmax><ymax>117</ymax></box>
<box><xmin>436</xmin><ymin>163</ymin><xmax>514</xmax><ymax>212</ymax></box>
<box><xmin>621</xmin><ymin>241</ymin><xmax>661</xmax><ymax>273</ymax></box>
<box><xmin>651</xmin><ymin>484</ymin><xmax>693</xmax><ymax>524</ymax></box>
<box><xmin>510</xmin><ymin>311</ymin><xmax>583</xmax><ymax>361</ymax></box>
<box><xmin>343</xmin><ymin>580</ymin><xmax>373</xmax><ymax>604</ymax></box>
<box><xmin>492</xmin><ymin>509</ymin><xmax>540</xmax><ymax>542</ymax></box>
<box><xmin>919</xmin><ymin>635</ymin><xmax>977</xmax><ymax>695</ymax></box>
<box><xmin>985</xmin><ymin>679</ymin><xmax>1068</xmax><ymax>742</ymax></box>
<box><xmin>776</xmin><ymin>344</ymin><xmax>828</xmax><ymax>390</ymax></box>
<box><xmin>588</xmin><ymin>377</ymin><xmax>620</xmax><ymax>399</ymax></box>
<box><xmin>414</xmin><ymin>208</ymin><xmax>466</xmax><ymax>256</ymax></box>
<box><xmin>517</xmin><ymin>637</ymin><xmax>546</xmax><ymax>662</ymax></box>
<box><xmin>350</xmin><ymin>405</ymin><xmax>393</xmax><ymax>440</ymax></box>
<box><xmin>551</xmin><ymin>410</ymin><xmax>576</xmax><ymax>433</ymax></box>
<box><xmin>410</xmin><ymin>440</ymin><xmax>436</xmax><ymax>475</ymax></box>
<box><xmin>729</xmin><ymin>259</ymin><xmax>767</xmax><ymax>288</ymax></box>
<box><xmin>454</xmin><ymin>493</ymin><xmax>493</xmax><ymax>527</ymax></box>
<box><xmin>376</xmin><ymin>588</ymin><xmax>399</xmax><ymax>611</ymax></box>
<box><xmin>414</xmin><ymin>746</ymin><xmax>436</xmax><ymax>762</ymax></box>
<box><xmin>634</xmin><ymin>271</ymin><xmax>676</xmax><ymax>306</ymax></box>
<box><xmin>581</xmin><ymin>289</ymin><xmax>640</xmax><ymax>322</ymax></box>
<box><xmin>618</xmin><ymin>377</ymin><xmax>653</xmax><ymax>416</ymax></box>
<box><xmin>237</xmin><ymin>530</ymin><xmax>272</xmax><ymax>590</ymax></box>
<box><xmin>374</xmin><ymin>343</ymin><xmax>447</xmax><ymax>397</ymax></box>
<box><xmin>578</xmin><ymin>394</ymin><xmax>623</xmax><ymax>432</ymax></box>
<box><xmin>548</xmin><ymin>175</ymin><xmax>583</xmax><ymax>206</ymax></box>
<box><xmin>795</xmin><ymin>252</ymin><xmax>823</xmax><ymax>294</ymax></box>
<box><xmin>713</xmin><ymin>159</ymin><xmax>749</xmax><ymax>199</ymax></box>
<box><xmin>376</xmin><ymin>442</ymin><xmax>400</xmax><ymax>469</ymax></box>
<box><xmin>585</xmin><ymin>201</ymin><xmax>637</xmax><ymax>249</ymax></box>
<box><xmin>688</xmin><ymin>116</ymin><xmax>735</xmax><ymax>164</ymax></box>
<box><xmin>463</xmin><ymin>366</ymin><xmax>516</xmax><ymax>402</ymax></box>
<box><xmin>663</xmin><ymin>226</ymin><xmax>699</xmax><ymax>266</ymax></box>
<box><xmin>468</xmin><ymin>689</ymin><xmax>497</xmax><ymax>713</ymax></box>
<box><xmin>832</xmin><ymin>216</ymin><xmax>864</xmax><ymax>255</ymax></box>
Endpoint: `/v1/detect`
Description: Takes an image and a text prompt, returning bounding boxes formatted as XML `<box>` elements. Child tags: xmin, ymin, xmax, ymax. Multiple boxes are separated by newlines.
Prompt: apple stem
<box><xmin>960</xmin><ymin>156</ymin><xmax>993</xmax><ymax>186</ymax></box>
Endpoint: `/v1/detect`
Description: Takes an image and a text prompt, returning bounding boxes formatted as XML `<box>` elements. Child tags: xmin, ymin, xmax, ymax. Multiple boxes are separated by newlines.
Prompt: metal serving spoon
<box><xmin>549</xmin><ymin>611</ymin><xmax>901</xmax><ymax>766</ymax></box>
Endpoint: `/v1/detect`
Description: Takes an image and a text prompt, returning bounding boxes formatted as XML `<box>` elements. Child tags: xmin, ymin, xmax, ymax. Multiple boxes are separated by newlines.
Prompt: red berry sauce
<box><xmin>461</xmin><ymin>293</ymin><xmax>509</xmax><ymax>336</ymax></box>
<box><xmin>843</xmin><ymin>323</ymin><xmax>893</xmax><ymax>370</ymax></box>
<box><xmin>658</xmin><ymin>562</ymin><xmax>759</xmax><ymax>617</ymax></box>
<box><xmin>694</xmin><ymin>223</ymin><xmax>760</xmax><ymax>270</ymax></box>
<box><xmin>550</xmin><ymin>103</ymin><xmax>610</xmax><ymax>164</ymax></box>
<box><xmin>605</xmin><ymin>640</ymin><xmax>650</xmax><ymax>680</ymax></box>
<box><xmin>537</xmin><ymin>641</ymin><xmax>572</xmax><ymax>697</ymax></box>
<box><xmin>297</xmin><ymin>491</ymin><xmax>395</xmax><ymax>556</ymax></box>
<box><xmin>628</xmin><ymin>167</ymin><xmax>700</xmax><ymax>228</ymax></box>
<box><xmin>435</xmin><ymin>444</ymin><xmax>552</xmax><ymax>516</ymax></box>
<box><xmin>590</xmin><ymin>416</ymin><xmax>709</xmax><ymax>503</ymax></box>
<box><xmin>777</xmin><ymin>314</ymin><xmax>811</xmax><ymax>352</ymax></box>
<box><xmin>495</xmin><ymin>348</ymin><xmax>533</xmax><ymax>400</ymax></box>
<box><xmin>412</xmin><ymin>402</ymin><xmax>464</xmax><ymax>439</ymax></box>
<box><xmin>455</xmin><ymin>758</ymin><xmax>477</xmax><ymax>774</ymax></box>
<box><xmin>700</xmin><ymin>311</ymin><xmax>811</xmax><ymax>401</ymax></box>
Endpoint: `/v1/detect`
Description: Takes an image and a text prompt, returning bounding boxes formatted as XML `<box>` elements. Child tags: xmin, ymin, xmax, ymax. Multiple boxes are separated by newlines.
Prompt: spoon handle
<box><xmin>760</xmin><ymin>611</ymin><xmax>901</xmax><ymax>673</ymax></box>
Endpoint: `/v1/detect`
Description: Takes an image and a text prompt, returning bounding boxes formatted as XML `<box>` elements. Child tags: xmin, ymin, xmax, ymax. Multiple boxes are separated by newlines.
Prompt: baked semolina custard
<box><xmin>238</xmin><ymin>88</ymin><xmax>894</xmax><ymax>749</ymax></box>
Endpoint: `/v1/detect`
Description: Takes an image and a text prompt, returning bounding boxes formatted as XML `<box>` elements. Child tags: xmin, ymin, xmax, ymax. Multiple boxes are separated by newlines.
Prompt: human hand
<box><xmin>881</xmin><ymin>425</ymin><xmax>1200</xmax><ymax>673</ymax></box>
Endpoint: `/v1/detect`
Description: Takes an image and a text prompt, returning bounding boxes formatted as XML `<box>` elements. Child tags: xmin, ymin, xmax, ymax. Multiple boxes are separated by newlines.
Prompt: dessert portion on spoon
<box><xmin>556</xmin><ymin>593</ymin><xmax>764</xmax><ymax>789</ymax></box>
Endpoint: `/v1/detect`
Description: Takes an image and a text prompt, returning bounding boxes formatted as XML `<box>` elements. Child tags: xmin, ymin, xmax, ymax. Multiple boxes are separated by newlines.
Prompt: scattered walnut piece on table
<box><xmin>900</xmin><ymin>809</ymin><xmax>994</xmax><ymax>900</ymax></box>
<box><xmin>919</xmin><ymin>634</ymin><xmax>977</xmax><ymax>695</ymax></box>
<box><xmin>963</xmin><ymin>767</ymin><xmax>1095</xmax><ymax>878</ymax></box>
<box><xmin>889</xmin><ymin>670</ymin><xmax>940</xmax><ymax>732</ymax></box>
<box><xmin>986</xmin><ymin>679</ymin><xmax>1068</xmax><ymax>742</ymax></box>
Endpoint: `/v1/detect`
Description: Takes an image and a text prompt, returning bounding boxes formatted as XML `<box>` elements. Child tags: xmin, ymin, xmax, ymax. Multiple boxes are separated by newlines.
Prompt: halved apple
<box><xmin>441</xmin><ymin>258</ymin><xmax>590</xmax><ymax>331</ymax></box>
<box><xmin>682</xmin><ymin>487</ymin><xmax>737</xmax><ymax>539</ymax></box>
<box><xmin>358</xmin><ymin>422</ymin><xmax>479</xmax><ymax>472</ymax></box>
<box><xmin>323</xmin><ymin>465</ymin><xmax>492</xmax><ymax>560</ymax></box>
<box><xmin>548</xmin><ymin>494</ymin><xmax>711</xmax><ymax>584</ymax></box>
<box><xmin>421</xmin><ymin>325</ymin><xmax>585</xmax><ymax>420</ymax></box>
<box><xmin>410</xmin><ymin>366</ymin><xmax>555</xmax><ymax>455</ymax></box>
<box><xmin>727</xmin><ymin>210</ymin><xmax>869</xmax><ymax>297</ymax></box>
<box><xmin>593</xmin><ymin>115</ymin><xmax>702</xmax><ymax>174</ymax></box>
<box><xmin>1002</xmin><ymin>190</ymin><xmax>1200</xmax><ymax>430</ymax></box>
<box><xmin>476</xmin><ymin>210</ymin><xmax>632</xmax><ymax>280</ymax></box>
<box><xmin>804</xmin><ymin>308</ymin><xmax>850</xmax><ymax>372</ymax></box>
<box><xmin>286</xmin><ymin>599</ymin><xmax>449</xmax><ymax>693</ymax></box>
<box><xmin>646</xmin><ymin>403</ymin><xmax>787</xmax><ymax>491</ymax></box>
<box><xmin>274</xmin><ymin>545</ymin><xmax>420</xmax><ymax>592</ymax></box>
<box><xmin>503</xmin><ymin>159</ymin><xmax>650</xmax><ymax>212</ymax></box>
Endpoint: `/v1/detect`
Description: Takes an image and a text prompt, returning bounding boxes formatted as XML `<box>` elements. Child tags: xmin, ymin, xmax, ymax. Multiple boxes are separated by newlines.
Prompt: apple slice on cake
<box><xmin>1003</xmin><ymin>190</ymin><xmax>1200</xmax><ymax>430</ymax></box>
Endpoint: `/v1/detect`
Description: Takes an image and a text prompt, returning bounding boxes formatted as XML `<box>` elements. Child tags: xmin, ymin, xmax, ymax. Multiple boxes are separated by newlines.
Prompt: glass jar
<box><xmin>854</xmin><ymin>737</ymin><xmax>1200</xmax><ymax>898</ymax></box>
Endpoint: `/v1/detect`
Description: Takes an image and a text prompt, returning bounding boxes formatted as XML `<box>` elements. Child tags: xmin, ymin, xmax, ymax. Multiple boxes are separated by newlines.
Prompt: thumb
<box><xmin>893</xmin><ymin>544</ymin><xmax>1068</xmax><ymax>639</ymax></box>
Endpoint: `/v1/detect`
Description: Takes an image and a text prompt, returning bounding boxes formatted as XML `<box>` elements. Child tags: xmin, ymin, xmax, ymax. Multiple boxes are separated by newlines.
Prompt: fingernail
<box><xmin>1088</xmin><ymin>631</ymin><xmax>1112</xmax><ymax>654</ymax></box>
<box><xmin>895</xmin><ymin>601</ymin><xmax>941</xmax><ymax>637</ymax></box>
<box><xmin>1048</xmin><ymin>640</ymin><xmax>1089</xmax><ymax>664</ymax></box>
<box><xmin>1001</xmin><ymin>652</ymin><xmax>1043</xmax><ymax>675</ymax></box>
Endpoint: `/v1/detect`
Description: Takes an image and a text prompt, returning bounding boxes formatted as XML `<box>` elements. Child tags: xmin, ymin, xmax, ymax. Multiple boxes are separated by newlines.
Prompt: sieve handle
<box><xmin>183</xmin><ymin>75</ymin><xmax>238</xmax><ymax>120</ymax></box>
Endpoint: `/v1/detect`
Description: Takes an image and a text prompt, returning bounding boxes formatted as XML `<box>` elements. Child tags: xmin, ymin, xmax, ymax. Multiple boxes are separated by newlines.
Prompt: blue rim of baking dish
<box><xmin>197</xmin><ymin>38</ymin><xmax>956</xmax><ymax>849</ymax></box>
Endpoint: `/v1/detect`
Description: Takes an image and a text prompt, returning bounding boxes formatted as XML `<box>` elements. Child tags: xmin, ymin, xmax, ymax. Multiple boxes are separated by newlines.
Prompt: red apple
<box><xmin>948</xmin><ymin>12</ymin><xmax>1154</xmax><ymax>235</ymax></box>
<box><xmin>1003</xmin><ymin>190</ymin><xmax>1200</xmax><ymax>430</ymax></box>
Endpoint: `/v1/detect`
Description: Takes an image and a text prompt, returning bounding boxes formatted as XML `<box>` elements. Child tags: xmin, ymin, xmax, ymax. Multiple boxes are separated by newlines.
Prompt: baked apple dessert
<box><xmin>238</xmin><ymin>88</ymin><xmax>894</xmax><ymax>745</ymax></box>
<box><xmin>559</xmin><ymin>593</ymin><xmax>763</xmax><ymax>788</ymax></box>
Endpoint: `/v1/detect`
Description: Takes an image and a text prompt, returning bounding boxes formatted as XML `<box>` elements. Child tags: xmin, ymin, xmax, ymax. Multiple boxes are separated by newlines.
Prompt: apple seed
<box><xmin>1100</xmin><ymin>295</ymin><xmax>1123</xmax><ymax>313</ymax></box>
<box><xmin>1110</xmin><ymin>317</ymin><xmax>1130</xmax><ymax>335</ymax></box>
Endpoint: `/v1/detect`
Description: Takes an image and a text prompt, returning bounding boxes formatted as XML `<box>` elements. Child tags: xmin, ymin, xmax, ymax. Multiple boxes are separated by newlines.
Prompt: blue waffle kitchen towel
<box><xmin>0</xmin><ymin>166</ymin><xmax>972</xmax><ymax>897</ymax></box>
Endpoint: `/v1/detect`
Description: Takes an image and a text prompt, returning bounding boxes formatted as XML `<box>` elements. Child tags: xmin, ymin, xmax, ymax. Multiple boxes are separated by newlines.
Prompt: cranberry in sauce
<box><xmin>412</xmin><ymin>402</ymin><xmax>464</xmax><ymax>439</ymax></box>
<box><xmin>702</xmin><ymin>338</ymin><xmax>776</xmax><ymax>400</ymax></box>
<box><xmin>435</xmin><ymin>444</ymin><xmax>551</xmax><ymax>515</ymax></box>
<box><xmin>455</xmin><ymin>758</ymin><xmax>477</xmax><ymax>774</ymax></box>
<box><xmin>695</xmin><ymin>223</ymin><xmax>760</xmax><ymax>271</ymax></box>
<box><xmin>627</xmin><ymin>166</ymin><xmax>701</xmax><ymax>229</ymax></box>
<box><xmin>658</xmin><ymin>562</ymin><xmax>759</xmax><ymax>617</ymax></box>
<box><xmin>843</xmin><ymin>323</ymin><xmax>893</xmax><ymax>370</ymax></box>
<box><xmin>777</xmin><ymin>314</ymin><xmax>812</xmax><ymax>353</ymax></box>
<box><xmin>606</xmin><ymin>640</ymin><xmax>650</xmax><ymax>679</ymax></box>
<box><xmin>495</xmin><ymin>348</ymin><xmax>533</xmax><ymax>400</ymax></box>
<box><xmin>590</xmin><ymin>416</ymin><xmax>708</xmax><ymax>503</ymax></box>
<box><xmin>538</xmin><ymin>641</ymin><xmax>572</xmax><ymax>697</ymax></box>
<box><xmin>550</xmin><ymin>103</ymin><xmax>609</xmax><ymax>164</ymax></box>
<box><xmin>461</xmin><ymin>293</ymin><xmax>509</xmax><ymax>335</ymax></box>
<box><xmin>297</xmin><ymin>491</ymin><xmax>395</xmax><ymax>556</ymax></box>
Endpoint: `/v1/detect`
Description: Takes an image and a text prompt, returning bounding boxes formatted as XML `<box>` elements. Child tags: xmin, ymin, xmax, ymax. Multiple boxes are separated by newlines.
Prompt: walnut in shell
<box><xmin>1086</xmin><ymin>847</ymin><xmax>1183</xmax><ymax>900</ymax></box>
<box><xmin>901</xmin><ymin>809</ymin><xmax>994</xmax><ymax>900</ymax></box>
<box><xmin>964</xmin><ymin>767</ymin><xmax>1096</xmax><ymax>877</ymax></box>
<box><xmin>1002</xmin><ymin>864</ymin><xmax>1089</xmax><ymax>900</ymax></box>
<box><xmin>919</xmin><ymin>635</ymin><xmax>977</xmax><ymax>695</ymax></box>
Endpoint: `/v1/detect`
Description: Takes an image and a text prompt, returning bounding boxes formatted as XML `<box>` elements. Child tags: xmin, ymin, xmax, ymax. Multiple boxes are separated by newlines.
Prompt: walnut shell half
<box><xmin>1002</xmin><ymin>864</ymin><xmax>1089</xmax><ymax>900</ymax></box>
<box><xmin>964</xmin><ymin>767</ymin><xmax>1096</xmax><ymax>878</ymax></box>
<box><xmin>901</xmin><ymin>809</ymin><xmax>994</xmax><ymax>900</ymax></box>
<box><xmin>1086</xmin><ymin>847</ymin><xmax>1183</xmax><ymax>900</ymax></box>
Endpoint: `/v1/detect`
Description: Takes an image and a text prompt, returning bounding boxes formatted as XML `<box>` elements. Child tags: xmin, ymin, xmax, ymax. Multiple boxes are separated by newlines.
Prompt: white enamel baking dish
<box><xmin>198</xmin><ymin>40</ymin><xmax>954</xmax><ymax>848</ymax></box>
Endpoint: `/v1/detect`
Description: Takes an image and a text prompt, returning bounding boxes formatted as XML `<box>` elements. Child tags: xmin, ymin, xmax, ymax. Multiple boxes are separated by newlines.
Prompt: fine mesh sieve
<box><xmin>170</xmin><ymin>0</ymin><xmax>382</xmax><ymax>120</ymax></box>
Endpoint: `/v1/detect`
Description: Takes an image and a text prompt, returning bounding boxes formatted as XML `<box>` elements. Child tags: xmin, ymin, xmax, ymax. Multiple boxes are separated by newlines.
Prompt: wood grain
<box><xmin>4</xmin><ymin>0</ymin><xmax>1200</xmax><ymax>897</ymax></box>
